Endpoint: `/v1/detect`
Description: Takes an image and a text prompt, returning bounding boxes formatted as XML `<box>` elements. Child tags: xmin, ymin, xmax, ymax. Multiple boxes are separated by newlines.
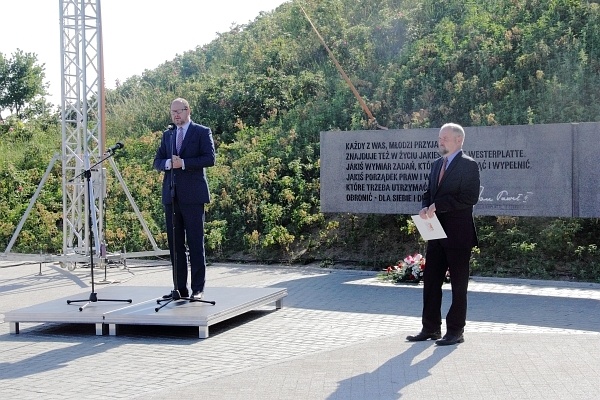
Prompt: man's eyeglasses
<box><xmin>170</xmin><ymin>108</ymin><xmax>188</xmax><ymax>115</ymax></box>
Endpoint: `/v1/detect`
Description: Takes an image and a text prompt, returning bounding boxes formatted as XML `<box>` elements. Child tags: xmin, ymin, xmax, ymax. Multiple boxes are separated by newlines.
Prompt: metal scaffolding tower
<box><xmin>59</xmin><ymin>0</ymin><xmax>105</xmax><ymax>257</ymax></box>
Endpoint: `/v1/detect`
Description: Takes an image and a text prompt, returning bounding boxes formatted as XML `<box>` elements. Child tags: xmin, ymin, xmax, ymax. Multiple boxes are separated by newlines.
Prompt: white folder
<box><xmin>411</xmin><ymin>213</ymin><xmax>447</xmax><ymax>240</ymax></box>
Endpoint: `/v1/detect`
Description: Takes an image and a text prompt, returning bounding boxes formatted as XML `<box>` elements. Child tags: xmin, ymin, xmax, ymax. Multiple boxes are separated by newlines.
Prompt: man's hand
<box><xmin>426</xmin><ymin>203</ymin><xmax>437</xmax><ymax>218</ymax></box>
<box><xmin>419</xmin><ymin>203</ymin><xmax>437</xmax><ymax>219</ymax></box>
<box><xmin>171</xmin><ymin>155</ymin><xmax>183</xmax><ymax>169</ymax></box>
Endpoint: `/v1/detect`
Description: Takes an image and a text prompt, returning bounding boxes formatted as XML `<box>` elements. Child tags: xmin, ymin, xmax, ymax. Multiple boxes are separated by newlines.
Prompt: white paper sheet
<box><xmin>411</xmin><ymin>214</ymin><xmax>447</xmax><ymax>240</ymax></box>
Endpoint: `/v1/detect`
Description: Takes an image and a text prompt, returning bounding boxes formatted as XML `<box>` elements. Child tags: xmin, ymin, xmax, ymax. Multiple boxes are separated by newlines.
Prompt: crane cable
<box><xmin>299</xmin><ymin>5</ymin><xmax>387</xmax><ymax>130</ymax></box>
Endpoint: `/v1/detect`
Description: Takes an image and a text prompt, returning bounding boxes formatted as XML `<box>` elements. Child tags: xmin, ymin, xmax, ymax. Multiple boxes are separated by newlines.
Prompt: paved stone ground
<box><xmin>0</xmin><ymin>259</ymin><xmax>599</xmax><ymax>399</ymax></box>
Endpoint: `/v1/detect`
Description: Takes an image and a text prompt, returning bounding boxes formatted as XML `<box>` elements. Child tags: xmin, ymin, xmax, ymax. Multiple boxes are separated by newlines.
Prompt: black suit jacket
<box><xmin>422</xmin><ymin>151</ymin><xmax>480</xmax><ymax>249</ymax></box>
<box><xmin>153</xmin><ymin>121</ymin><xmax>215</xmax><ymax>205</ymax></box>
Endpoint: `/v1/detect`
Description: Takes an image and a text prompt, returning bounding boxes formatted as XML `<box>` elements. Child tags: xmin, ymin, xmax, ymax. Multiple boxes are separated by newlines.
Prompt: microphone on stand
<box><xmin>106</xmin><ymin>142</ymin><xmax>124</xmax><ymax>153</ymax></box>
<box><xmin>167</xmin><ymin>123</ymin><xmax>176</xmax><ymax>131</ymax></box>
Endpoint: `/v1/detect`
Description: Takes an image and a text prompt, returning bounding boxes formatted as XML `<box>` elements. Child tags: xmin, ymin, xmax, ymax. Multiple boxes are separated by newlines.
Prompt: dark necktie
<box><xmin>176</xmin><ymin>127</ymin><xmax>183</xmax><ymax>154</ymax></box>
<box><xmin>438</xmin><ymin>157</ymin><xmax>447</xmax><ymax>184</ymax></box>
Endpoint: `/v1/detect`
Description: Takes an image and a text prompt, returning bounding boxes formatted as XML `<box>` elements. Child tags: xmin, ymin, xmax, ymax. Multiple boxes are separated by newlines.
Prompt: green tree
<box><xmin>0</xmin><ymin>49</ymin><xmax>47</xmax><ymax>118</ymax></box>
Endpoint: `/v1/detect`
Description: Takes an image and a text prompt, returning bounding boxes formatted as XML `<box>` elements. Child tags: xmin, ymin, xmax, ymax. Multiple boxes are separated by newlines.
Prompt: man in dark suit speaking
<box><xmin>407</xmin><ymin>123</ymin><xmax>480</xmax><ymax>346</ymax></box>
<box><xmin>153</xmin><ymin>98</ymin><xmax>215</xmax><ymax>300</ymax></box>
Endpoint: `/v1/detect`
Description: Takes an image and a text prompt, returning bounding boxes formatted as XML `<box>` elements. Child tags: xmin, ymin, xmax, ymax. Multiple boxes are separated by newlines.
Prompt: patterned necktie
<box><xmin>176</xmin><ymin>127</ymin><xmax>183</xmax><ymax>154</ymax></box>
<box><xmin>438</xmin><ymin>157</ymin><xmax>447</xmax><ymax>184</ymax></box>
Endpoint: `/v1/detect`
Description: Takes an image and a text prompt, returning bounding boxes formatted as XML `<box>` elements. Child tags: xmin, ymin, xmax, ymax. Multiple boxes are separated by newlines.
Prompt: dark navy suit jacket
<box><xmin>422</xmin><ymin>151</ymin><xmax>480</xmax><ymax>249</ymax></box>
<box><xmin>153</xmin><ymin>121</ymin><xmax>215</xmax><ymax>205</ymax></box>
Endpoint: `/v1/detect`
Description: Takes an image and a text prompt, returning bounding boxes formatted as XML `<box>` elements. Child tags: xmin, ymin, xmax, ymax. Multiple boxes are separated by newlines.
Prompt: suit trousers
<box><xmin>422</xmin><ymin>240</ymin><xmax>471</xmax><ymax>334</ymax></box>
<box><xmin>165</xmin><ymin>201</ymin><xmax>206</xmax><ymax>294</ymax></box>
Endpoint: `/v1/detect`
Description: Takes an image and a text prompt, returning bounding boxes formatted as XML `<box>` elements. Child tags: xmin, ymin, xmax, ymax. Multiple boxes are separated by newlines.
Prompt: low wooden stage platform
<box><xmin>4</xmin><ymin>286</ymin><xmax>287</xmax><ymax>339</ymax></box>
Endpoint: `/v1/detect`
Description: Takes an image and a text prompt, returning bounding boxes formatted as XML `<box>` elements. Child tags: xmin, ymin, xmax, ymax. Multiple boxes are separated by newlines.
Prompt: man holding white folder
<box><xmin>407</xmin><ymin>123</ymin><xmax>480</xmax><ymax>346</ymax></box>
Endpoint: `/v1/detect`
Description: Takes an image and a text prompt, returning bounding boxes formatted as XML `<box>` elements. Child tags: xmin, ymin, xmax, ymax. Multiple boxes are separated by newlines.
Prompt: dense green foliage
<box><xmin>2</xmin><ymin>0</ymin><xmax>600</xmax><ymax>282</ymax></box>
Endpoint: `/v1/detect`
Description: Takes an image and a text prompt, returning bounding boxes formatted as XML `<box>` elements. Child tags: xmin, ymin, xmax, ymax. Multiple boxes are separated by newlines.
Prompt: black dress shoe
<box><xmin>162</xmin><ymin>290</ymin><xmax>189</xmax><ymax>299</ymax></box>
<box><xmin>406</xmin><ymin>331</ymin><xmax>442</xmax><ymax>342</ymax></box>
<box><xmin>435</xmin><ymin>333</ymin><xmax>464</xmax><ymax>346</ymax></box>
<box><xmin>190</xmin><ymin>291</ymin><xmax>203</xmax><ymax>300</ymax></box>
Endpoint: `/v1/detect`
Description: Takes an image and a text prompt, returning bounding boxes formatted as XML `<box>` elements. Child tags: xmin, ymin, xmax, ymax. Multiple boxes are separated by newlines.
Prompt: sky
<box><xmin>0</xmin><ymin>0</ymin><xmax>288</xmax><ymax>107</ymax></box>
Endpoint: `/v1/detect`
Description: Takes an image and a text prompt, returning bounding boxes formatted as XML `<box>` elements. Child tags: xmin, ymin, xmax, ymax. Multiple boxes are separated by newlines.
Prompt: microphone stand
<box><xmin>67</xmin><ymin>149</ymin><xmax>132</xmax><ymax>311</ymax></box>
<box><xmin>156</xmin><ymin>124</ymin><xmax>215</xmax><ymax>312</ymax></box>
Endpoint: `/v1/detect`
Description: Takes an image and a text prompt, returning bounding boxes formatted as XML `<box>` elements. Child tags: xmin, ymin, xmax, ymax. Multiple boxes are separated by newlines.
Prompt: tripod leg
<box><xmin>97</xmin><ymin>298</ymin><xmax>132</xmax><ymax>303</ymax></box>
<box><xmin>189</xmin><ymin>298</ymin><xmax>216</xmax><ymax>305</ymax></box>
<box><xmin>67</xmin><ymin>292</ymin><xmax>131</xmax><ymax>311</ymax></box>
<box><xmin>155</xmin><ymin>299</ymin><xmax>173</xmax><ymax>312</ymax></box>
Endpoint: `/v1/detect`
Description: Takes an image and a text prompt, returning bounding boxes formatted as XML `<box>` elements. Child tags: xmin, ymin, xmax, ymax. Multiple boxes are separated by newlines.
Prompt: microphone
<box><xmin>107</xmin><ymin>142</ymin><xmax>124</xmax><ymax>153</ymax></box>
<box><xmin>167</xmin><ymin>123</ymin><xmax>176</xmax><ymax>131</ymax></box>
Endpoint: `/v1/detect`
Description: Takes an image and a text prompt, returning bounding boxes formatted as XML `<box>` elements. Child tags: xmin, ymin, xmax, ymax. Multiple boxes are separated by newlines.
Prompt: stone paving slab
<box><xmin>0</xmin><ymin>260</ymin><xmax>599</xmax><ymax>399</ymax></box>
<box><xmin>141</xmin><ymin>332</ymin><xmax>600</xmax><ymax>400</ymax></box>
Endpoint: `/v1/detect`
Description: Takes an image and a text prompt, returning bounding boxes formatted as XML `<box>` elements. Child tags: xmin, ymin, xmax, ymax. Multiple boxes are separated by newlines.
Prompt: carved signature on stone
<box><xmin>479</xmin><ymin>186</ymin><xmax>533</xmax><ymax>203</ymax></box>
